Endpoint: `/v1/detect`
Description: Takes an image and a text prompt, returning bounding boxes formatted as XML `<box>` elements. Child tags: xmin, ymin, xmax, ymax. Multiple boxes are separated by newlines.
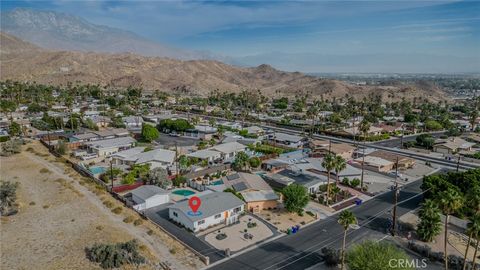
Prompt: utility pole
<box><xmin>391</xmin><ymin>156</ymin><xmax>399</xmax><ymax>236</ymax></box>
<box><xmin>400</xmin><ymin>125</ymin><xmax>405</xmax><ymax>149</ymax></box>
<box><xmin>110</xmin><ymin>160</ymin><xmax>114</xmax><ymax>192</ymax></box>
<box><xmin>456</xmin><ymin>154</ymin><xmax>460</xmax><ymax>172</ymax></box>
<box><xmin>175</xmin><ymin>141</ymin><xmax>179</xmax><ymax>177</ymax></box>
<box><xmin>360</xmin><ymin>146</ymin><xmax>365</xmax><ymax>190</ymax></box>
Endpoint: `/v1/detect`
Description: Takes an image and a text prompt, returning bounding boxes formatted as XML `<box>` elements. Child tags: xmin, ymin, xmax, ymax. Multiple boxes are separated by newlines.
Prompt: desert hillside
<box><xmin>0</xmin><ymin>32</ymin><xmax>448</xmax><ymax>102</ymax></box>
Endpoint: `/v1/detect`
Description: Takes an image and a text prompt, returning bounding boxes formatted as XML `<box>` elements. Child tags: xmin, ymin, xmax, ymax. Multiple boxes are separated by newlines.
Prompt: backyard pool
<box><xmin>172</xmin><ymin>189</ymin><xmax>196</xmax><ymax>196</ymax></box>
<box><xmin>211</xmin><ymin>180</ymin><xmax>223</xmax><ymax>186</ymax></box>
<box><xmin>89</xmin><ymin>166</ymin><xmax>107</xmax><ymax>175</ymax></box>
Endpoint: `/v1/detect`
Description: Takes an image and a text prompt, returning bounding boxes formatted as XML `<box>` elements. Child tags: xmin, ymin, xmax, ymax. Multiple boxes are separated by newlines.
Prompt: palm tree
<box><xmin>463</xmin><ymin>213</ymin><xmax>480</xmax><ymax>270</ymax></box>
<box><xmin>338</xmin><ymin>210</ymin><xmax>357</xmax><ymax>270</ymax></box>
<box><xmin>359</xmin><ymin>119</ymin><xmax>370</xmax><ymax>190</ymax></box>
<box><xmin>333</xmin><ymin>155</ymin><xmax>347</xmax><ymax>185</ymax></box>
<box><xmin>417</xmin><ymin>199</ymin><xmax>442</xmax><ymax>242</ymax></box>
<box><xmin>437</xmin><ymin>189</ymin><xmax>464</xmax><ymax>270</ymax></box>
<box><xmin>322</xmin><ymin>153</ymin><xmax>335</xmax><ymax>206</ymax></box>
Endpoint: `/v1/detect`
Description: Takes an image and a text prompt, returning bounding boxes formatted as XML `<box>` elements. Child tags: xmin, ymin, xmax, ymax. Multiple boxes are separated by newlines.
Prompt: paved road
<box><xmin>209</xmin><ymin>179</ymin><xmax>426</xmax><ymax>270</ymax></box>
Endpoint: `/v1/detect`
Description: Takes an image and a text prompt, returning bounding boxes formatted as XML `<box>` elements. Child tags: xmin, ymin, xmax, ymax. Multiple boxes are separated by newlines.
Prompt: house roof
<box><xmin>93</xmin><ymin>128</ymin><xmax>129</xmax><ymax>138</ymax></box>
<box><xmin>210</xmin><ymin>142</ymin><xmax>246</xmax><ymax>154</ymax></box>
<box><xmin>245</xmin><ymin>126</ymin><xmax>264</xmax><ymax>134</ymax></box>
<box><xmin>435</xmin><ymin>138</ymin><xmax>475</xmax><ymax>150</ymax></box>
<box><xmin>111</xmin><ymin>147</ymin><xmax>146</xmax><ymax>159</ymax></box>
<box><xmin>187</xmin><ymin>149</ymin><xmax>221</xmax><ymax>159</ymax></box>
<box><xmin>134</xmin><ymin>148</ymin><xmax>176</xmax><ymax>164</ymax></box>
<box><xmin>317</xmin><ymin>143</ymin><xmax>355</xmax><ymax>154</ymax></box>
<box><xmin>168</xmin><ymin>192</ymin><xmax>244</xmax><ymax>222</ymax></box>
<box><xmin>355</xmin><ymin>156</ymin><xmax>393</xmax><ymax>167</ymax></box>
<box><xmin>343</xmin><ymin>126</ymin><xmax>383</xmax><ymax>135</ymax></box>
<box><xmin>131</xmin><ymin>185</ymin><xmax>169</xmax><ymax>201</ymax></box>
<box><xmin>267</xmin><ymin>169</ymin><xmax>324</xmax><ymax>188</ymax></box>
<box><xmin>220</xmin><ymin>172</ymin><xmax>273</xmax><ymax>192</ymax></box>
<box><xmin>272</xmin><ymin>132</ymin><xmax>304</xmax><ymax>143</ymax></box>
<box><xmin>122</xmin><ymin>116</ymin><xmax>143</xmax><ymax>123</ymax></box>
<box><xmin>72</xmin><ymin>132</ymin><xmax>98</xmax><ymax>140</ymax></box>
<box><xmin>241</xmin><ymin>190</ymin><xmax>279</xmax><ymax>202</ymax></box>
<box><xmin>368</xmin><ymin>150</ymin><xmax>415</xmax><ymax>164</ymax></box>
<box><xmin>86</xmin><ymin>136</ymin><xmax>136</xmax><ymax>149</ymax></box>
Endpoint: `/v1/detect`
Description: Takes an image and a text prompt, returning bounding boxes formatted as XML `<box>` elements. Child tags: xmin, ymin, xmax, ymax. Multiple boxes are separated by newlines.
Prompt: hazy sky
<box><xmin>2</xmin><ymin>0</ymin><xmax>479</xmax><ymax>73</ymax></box>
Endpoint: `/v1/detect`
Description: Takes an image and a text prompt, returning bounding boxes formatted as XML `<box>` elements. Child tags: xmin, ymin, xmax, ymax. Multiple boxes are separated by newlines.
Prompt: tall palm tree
<box><xmin>359</xmin><ymin>119</ymin><xmax>370</xmax><ymax>190</ymax></box>
<box><xmin>333</xmin><ymin>155</ymin><xmax>347</xmax><ymax>185</ymax></box>
<box><xmin>437</xmin><ymin>189</ymin><xmax>464</xmax><ymax>270</ymax></box>
<box><xmin>322</xmin><ymin>153</ymin><xmax>335</xmax><ymax>206</ymax></box>
<box><xmin>463</xmin><ymin>213</ymin><xmax>480</xmax><ymax>270</ymax></box>
<box><xmin>338</xmin><ymin>210</ymin><xmax>357</xmax><ymax>270</ymax></box>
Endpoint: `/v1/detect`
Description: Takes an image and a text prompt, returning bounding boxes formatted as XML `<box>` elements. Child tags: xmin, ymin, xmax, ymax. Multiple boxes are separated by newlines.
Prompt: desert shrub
<box><xmin>0</xmin><ymin>181</ymin><xmax>19</xmax><ymax>216</ymax></box>
<box><xmin>133</xmin><ymin>219</ymin><xmax>143</xmax><ymax>226</ymax></box>
<box><xmin>103</xmin><ymin>200</ymin><xmax>114</xmax><ymax>208</ymax></box>
<box><xmin>306</xmin><ymin>211</ymin><xmax>315</xmax><ymax>217</ymax></box>
<box><xmin>85</xmin><ymin>240</ymin><xmax>145</xmax><ymax>269</ymax></box>
<box><xmin>112</xmin><ymin>207</ymin><xmax>123</xmax><ymax>214</ymax></box>
<box><xmin>0</xmin><ymin>139</ymin><xmax>22</xmax><ymax>156</ymax></box>
<box><xmin>39</xmin><ymin>168</ymin><xmax>50</xmax><ymax>174</ymax></box>
<box><xmin>123</xmin><ymin>216</ymin><xmax>135</xmax><ymax>223</ymax></box>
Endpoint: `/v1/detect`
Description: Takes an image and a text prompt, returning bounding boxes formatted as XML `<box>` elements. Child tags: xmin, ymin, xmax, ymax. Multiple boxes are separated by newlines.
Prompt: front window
<box><xmin>233</xmin><ymin>207</ymin><xmax>242</xmax><ymax>214</ymax></box>
<box><xmin>214</xmin><ymin>214</ymin><xmax>221</xmax><ymax>219</ymax></box>
<box><xmin>198</xmin><ymin>220</ymin><xmax>205</xmax><ymax>225</ymax></box>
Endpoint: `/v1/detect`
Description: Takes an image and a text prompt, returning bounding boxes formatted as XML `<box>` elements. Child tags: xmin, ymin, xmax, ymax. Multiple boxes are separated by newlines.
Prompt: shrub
<box><xmin>123</xmin><ymin>216</ymin><xmax>135</xmax><ymax>223</ymax></box>
<box><xmin>39</xmin><ymin>168</ymin><xmax>51</xmax><ymax>174</ymax></box>
<box><xmin>0</xmin><ymin>181</ymin><xmax>19</xmax><ymax>215</ymax></box>
<box><xmin>282</xmin><ymin>184</ymin><xmax>309</xmax><ymax>214</ymax></box>
<box><xmin>347</xmin><ymin>241</ymin><xmax>413</xmax><ymax>270</ymax></box>
<box><xmin>103</xmin><ymin>201</ymin><xmax>114</xmax><ymax>208</ymax></box>
<box><xmin>85</xmin><ymin>240</ymin><xmax>146</xmax><ymax>269</ymax></box>
<box><xmin>133</xmin><ymin>219</ymin><xmax>143</xmax><ymax>226</ymax></box>
<box><xmin>306</xmin><ymin>211</ymin><xmax>315</xmax><ymax>217</ymax></box>
<box><xmin>112</xmin><ymin>207</ymin><xmax>123</xmax><ymax>214</ymax></box>
<box><xmin>29</xmin><ymin>201</ymin><xmax>35</xmax><ymax>206</ymax></box>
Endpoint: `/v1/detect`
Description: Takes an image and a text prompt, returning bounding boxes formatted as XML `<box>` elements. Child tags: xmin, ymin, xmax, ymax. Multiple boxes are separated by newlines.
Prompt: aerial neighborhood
<box><xmin>2</xmin><ymin>79</ymin><xmax>480</xmax><ymax>269</ymax></box>
<box><xmin>1</xmin><ymin>3</ymin><xmax>480</xmax><ymax>270</ymax></box>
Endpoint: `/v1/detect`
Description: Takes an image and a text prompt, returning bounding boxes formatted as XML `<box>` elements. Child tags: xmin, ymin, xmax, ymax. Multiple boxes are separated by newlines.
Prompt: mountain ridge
<box><xmin>1</xmin><ymin>8</ymin><xmax>212</xmax><ymax>60</ymax></box>
<box><xmin>0</xmin><ymin>31</ymin><xmax>449</xmax><ymax>102</ymax></box>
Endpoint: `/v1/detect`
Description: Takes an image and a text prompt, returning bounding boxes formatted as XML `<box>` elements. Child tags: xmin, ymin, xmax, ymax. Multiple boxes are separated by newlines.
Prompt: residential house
<box><xmin>264</xmin><ymin>169</ymin><xmax>325</xmax><ymax>194</ymax></box>
<box><xmin>168</xmin><ymin>192</ymin><xmax>245</xmax><ymax>232</ymax></box>
<box><xmin>93</xmin><ymin>128</ymin><xmax>130</xmax><ymax>140</ymax></box>
<box><xmin>262</xmin><ymin>159</ymin><xmax>291</xmax><ymax>172</ymax></box>
<box><xmin>211</xmin><ymin>172</ymin><xmax>279</xmax><ymax>212</ymax></box>
<box><xmin>268</xmin><ymin>132</ymin><xmax>305</xmax><ymax>148</ymax></box>
<box><xmin>85</xmin><ymin>136</ymin><xmax>136</xmax><ymax>157</ymax></box>
<box><xmin>111</xmin><ymin>147</ymin><xmax>176</xmax><ymax>169</ymax></box>
<box><xmin>186</xmin><ymin>149</ymin><xmax>222</xmax><ymax>164</ymax></box>
<box><xmin>375</xmin><ymin>123</ymin><xmax>404</xmax><ymax>134</ymax></box>
<box><xmin>210</xmin><ymin>142</ymin><xmax>246</xmax><ymax>162</ymax></box>
<box><xmin>131</xmin><ymin>185</ymin><xmax>170</xmax><ymax>211</ymax></box>
<box><xmin>184</xmin><ymin>125</ymin><xmax>217</xmax><ymax>140</ymax></box>
<box><xmin>123</xmin><ymin>116</ymin><xmax>144</xmax><ymax>129</ymax></box>
<box><xmin>310</xmin><ymin>142</ymin><xmax>355</xmax><ymax>159</ymax></box>
<box><xmin>353</xmin><ymin>156</ymin><xmax>395</xmax><ymax>172</ymax></box>
<box><xmin>342</xmin><ymin>126</ymin><xmax>383</xmax><ymax>137</ymax></box>
<box><xmin>245</xmin><ymin>126</ymin><xmax>265</xmax><ymax>137</ymax></box>
<box><xmin>433</xmin><ymin>137</ymin><xmax>476</xmax><ymax>154</ymax></box>
<box><xmin>368</xmin><ymin>150</ymin><xmax>416</xmax><ymax>169</ymax></box>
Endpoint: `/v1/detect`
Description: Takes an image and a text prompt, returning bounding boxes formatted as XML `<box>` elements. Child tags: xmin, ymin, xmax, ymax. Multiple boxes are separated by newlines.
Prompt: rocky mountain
<box><xmin>0</xmin><ymin>32</ymin><xmax>449</xmax><ymax>102</ymax></box>
<box><xmin>0</xmin><ymin>8</ymin><xmax>210</xmax><ymax>60</ymax></box>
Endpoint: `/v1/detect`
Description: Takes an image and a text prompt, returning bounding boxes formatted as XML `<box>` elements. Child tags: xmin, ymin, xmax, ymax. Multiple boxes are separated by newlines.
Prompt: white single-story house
<box><xmin>267</xmin><ymin>132</ymin><xmax>305</xmax><ymax>148</ymax></box>
<box><xmin>210</xmin><ymin>141</ymin><xmax>246</xmax><ymax>161</ymax></box>
<box><xmin>85</xmin><ymin>136</ymin><xmax>136</xmax><ymax>157</ymax></box>
<box><xmin>184</xmin><ymin>125</ymin><xmax>217</xmax><ymax>140</ymax></box>
<box><xmin>186</xmin><ymin>149</ymin><xmax>222</xmax><ymax>163</ymax></box>
<box><xmin>354</xmin><ymin>156</ymin><xmax>395</xmax><ymax>172</ymax></box>
<box><xmin>168</xmin><ymin>192</ymin><xmax>245</xmax><ymax>232</ymax></box>
<box><xmin>245</xmin><ymin>126</ymin><xmax>265</xmax><ymax>136</ymax></box>
<box><xmin>131</xmin><ymin>185</ymin><xmax>170</xmax><ymax>211</ymax></box>
<box><xmin>123</xmin><ymin>116</ymin><xmax>144</xmax><ymax>129</ymax></box>
<box><xmin>342</xmin><ymin>126</ymin><xmax>383</xmax><ymax>136</ymax></box>
<box><xmin>111</xmin><ymin>147</ymin><xmax>176</xmax><ymax>169</ymax></box>
<box><xmin>186</xmin><ymin>141</ymin><xmax>247</xmax><ymax>164</ymax></box>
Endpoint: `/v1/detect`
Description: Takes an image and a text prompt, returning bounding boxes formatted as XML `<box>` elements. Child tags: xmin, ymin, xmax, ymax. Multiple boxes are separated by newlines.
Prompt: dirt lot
<box><xmin>256</xmin><ymin>208</ymin><xmax>316</xmax><ymax>232</ymax></box>
<box><xmin>1</xmin><ymin>141</ymin><xmax>201</xmax><ymax>270</ymax></box>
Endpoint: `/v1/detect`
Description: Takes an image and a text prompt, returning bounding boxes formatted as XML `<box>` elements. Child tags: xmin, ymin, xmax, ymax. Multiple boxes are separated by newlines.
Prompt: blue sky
<box><xmin>2</xmin><ymin>0</ymin><xmax>479</xmax><ymax>73</ymax></box>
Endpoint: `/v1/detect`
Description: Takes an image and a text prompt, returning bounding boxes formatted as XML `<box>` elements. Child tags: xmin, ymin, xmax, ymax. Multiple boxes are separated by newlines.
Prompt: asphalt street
<box><xmin>209</xmin><ymin>180</ymin><xmax>426</xmax><ymax>270</ymax></box>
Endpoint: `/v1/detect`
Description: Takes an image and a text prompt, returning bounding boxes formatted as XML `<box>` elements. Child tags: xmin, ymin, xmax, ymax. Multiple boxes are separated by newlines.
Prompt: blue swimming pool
<box><xmin>212</xmin><ymin>180</ymin><xmax>223</xmax><ymax>186</ymax></box>
<box><xmin>89</xmin><ymin>166</ymin><xmax>107</xmax><ymax>175</ymax></box>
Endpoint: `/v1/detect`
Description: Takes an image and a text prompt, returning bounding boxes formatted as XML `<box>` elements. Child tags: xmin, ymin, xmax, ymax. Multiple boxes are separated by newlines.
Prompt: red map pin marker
<box><xmin>188</xmin><ymin>196</ymin><xmax>201</xmax><ymax>213</ymax></box>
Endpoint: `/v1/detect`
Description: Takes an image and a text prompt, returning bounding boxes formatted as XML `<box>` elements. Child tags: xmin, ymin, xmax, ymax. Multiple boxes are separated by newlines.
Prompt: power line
<box><xmin>263</xmin><ymin>188</ymin><xmax>430</xmax><ymax>270</ymax></box>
